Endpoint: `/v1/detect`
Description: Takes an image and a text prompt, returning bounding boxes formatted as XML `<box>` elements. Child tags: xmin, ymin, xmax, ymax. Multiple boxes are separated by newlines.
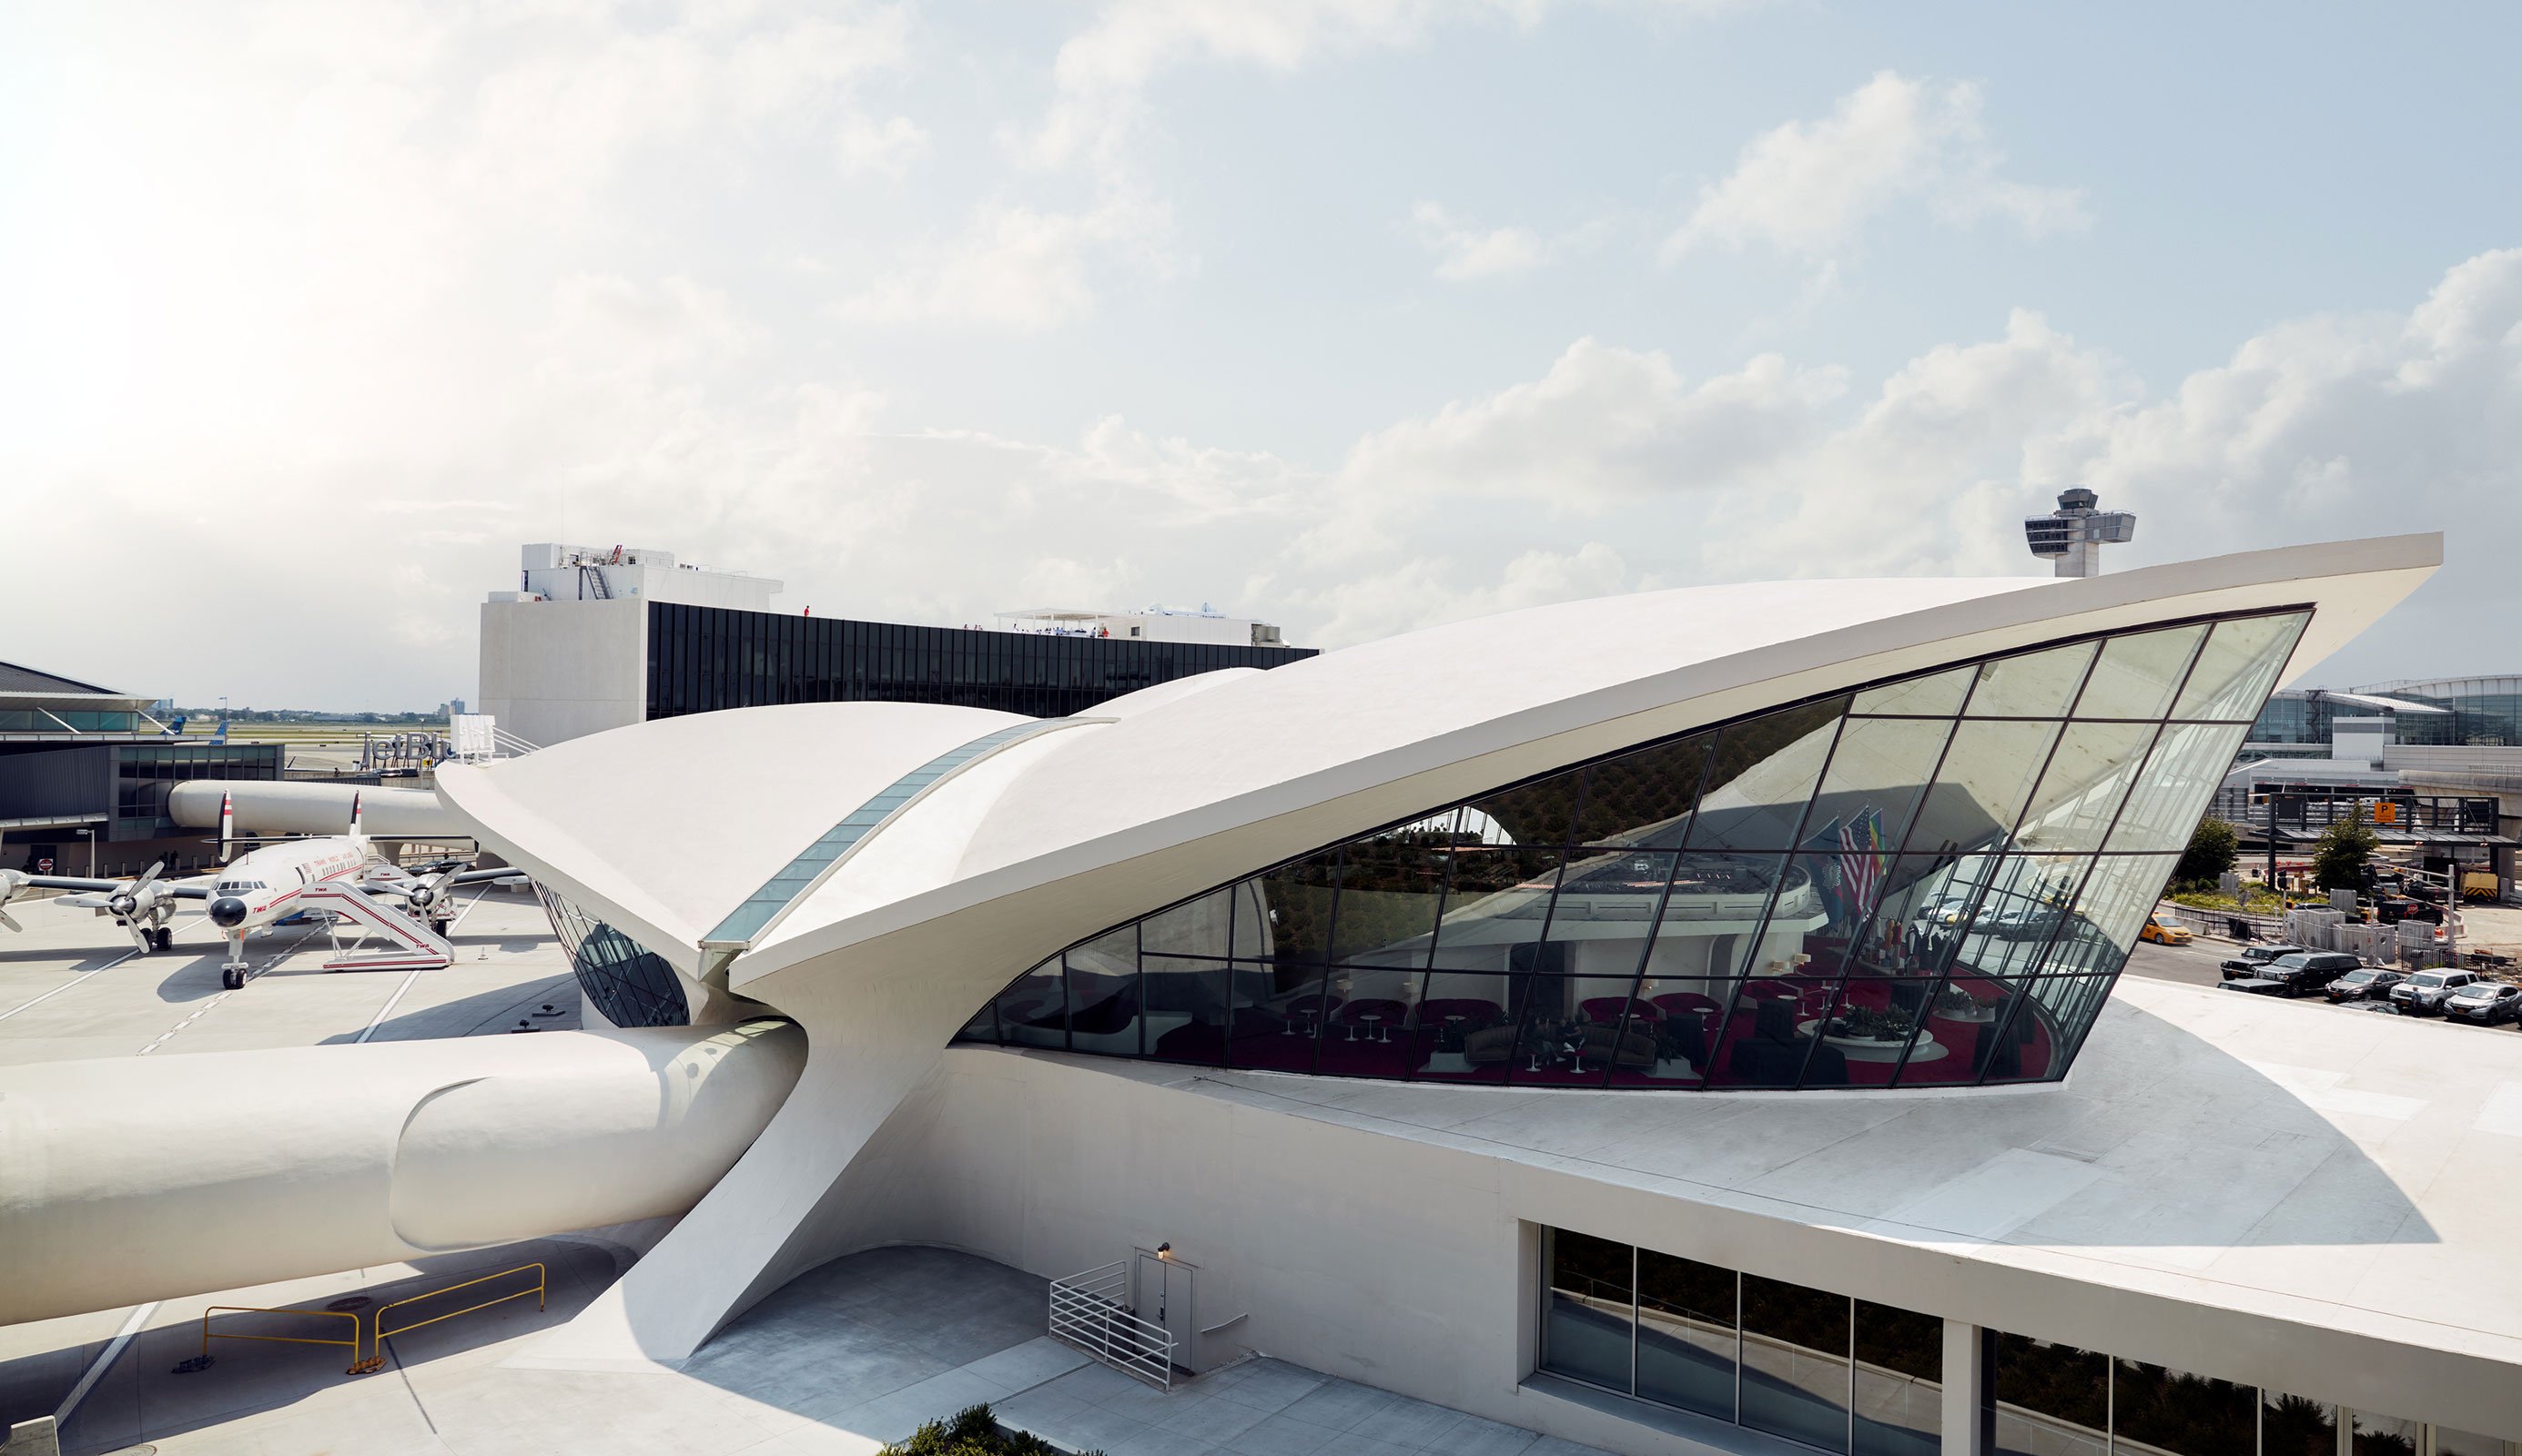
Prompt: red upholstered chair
<box><xmin>1580</xmin><ymin>997</ymin><xmax>1659</xmax><ymax>1026</ymax></box>
<box><xmin>1651</xmin><ymin>991</ymin><xmax>1723</xmax><ymax>1026</ymax></box>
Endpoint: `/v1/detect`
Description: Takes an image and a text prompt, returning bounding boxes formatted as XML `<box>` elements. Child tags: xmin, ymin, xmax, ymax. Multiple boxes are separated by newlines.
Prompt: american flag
<box><xmin>1838</xmin><ymin>806</ymin><xmax>1888</xmax><ymax>916</ymax></box>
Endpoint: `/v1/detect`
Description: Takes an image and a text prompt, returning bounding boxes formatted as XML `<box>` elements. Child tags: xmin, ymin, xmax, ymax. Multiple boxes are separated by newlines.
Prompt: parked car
<box><xmin>2259</xmin><ymin>951</ymin><xmax>2363</xmax><ymax>997</ymax></box>
<box><xmin>2138</xmin><ymin>915</ymin><xmax>2191</xmax><ymax>946</ymax></box>
<box><xmin>2221</xmin><ymin>976</ymin><xmax>2292</xmax><ymax>996</ymax></box>
<box><xmin>2324</xmin><ymin>967</ymin><xmax>2407</xmax><ymax>1004</ymax></box>
<box><xmin>2389</xmin><ymin>969</ymin><xmax>2481</xmax><ymax>1015</ymax></box>
<box><xmin>2221</xmin><ymin>945</ymin><xmax>2308</xmax><ymax>980</ymax></box>
<box><xmin>2443</xmin><ymin>982</ymin><xmax>2522</xmax><ymax>1026</ymax></box>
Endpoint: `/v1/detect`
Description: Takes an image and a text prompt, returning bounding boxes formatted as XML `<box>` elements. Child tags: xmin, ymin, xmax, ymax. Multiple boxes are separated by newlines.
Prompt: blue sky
<box><xmin>4</xmin><ymin>1</ymin><xmax>2518</xmax><ymax>707</ymax></box>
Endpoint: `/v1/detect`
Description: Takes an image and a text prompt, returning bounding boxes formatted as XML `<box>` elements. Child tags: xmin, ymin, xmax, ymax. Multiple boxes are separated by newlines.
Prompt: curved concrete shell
<box><xmin>433</xmin><ymin>536</ymin><xmax>2443</xmax><ymax>1373</ymax></box>
<box><xmin>0</xmin><ymin>1020</ymin><xmax>802</xmax><ymax>1327</ymax></box>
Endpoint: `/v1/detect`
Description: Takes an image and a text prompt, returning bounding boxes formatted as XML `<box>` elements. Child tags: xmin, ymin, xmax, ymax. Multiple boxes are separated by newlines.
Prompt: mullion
<box><xmin>1697</xmin><ymin>709</ymin><xmax>1852</xmax><ymax>1090</ymax></box>
<box><xmin>1891</xmin><ymin>651</ymin><xmax>2102</xmax><ymax>1087</ymax></box>
<box><xmin>1991</xmin><ymin>619</ymin><xmax>2223</xmax><ymax>1078</ymax></box>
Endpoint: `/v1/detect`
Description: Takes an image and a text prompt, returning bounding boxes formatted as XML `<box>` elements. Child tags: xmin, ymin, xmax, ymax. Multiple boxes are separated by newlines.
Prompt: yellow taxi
<box><xmin>2139</xmin><ymin>915</ymin><xmax>2192</xmax><ymax>945</ymax></box>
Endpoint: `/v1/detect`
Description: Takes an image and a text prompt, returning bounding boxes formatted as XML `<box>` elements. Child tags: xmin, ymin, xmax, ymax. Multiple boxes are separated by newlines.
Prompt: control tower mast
<box><xmin>2023</xmin><ymin>487</ymin><xmax>2135</xmax><ymax>578</ymax></box>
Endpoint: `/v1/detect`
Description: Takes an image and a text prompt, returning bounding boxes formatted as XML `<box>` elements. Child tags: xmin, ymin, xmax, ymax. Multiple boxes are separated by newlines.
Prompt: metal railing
<box><xmin>1048</xmin><ymin>1262</ymin><xmax>1175</xmax><ymax>1390</ymax></box>
<box><xmin>369</xmin><ymin>1262</ymin><xmax>545</xmax><ymax>1364</ymax></box>
<box><xmin>196</xmin><ymin>1305</ymin><xmax>368</xmax><ymax>1375</ymax></box>
<box><xmin>172</xmin><ymin>1262</ymin><xmax>551</xmax><ymax>1381</ymax></box>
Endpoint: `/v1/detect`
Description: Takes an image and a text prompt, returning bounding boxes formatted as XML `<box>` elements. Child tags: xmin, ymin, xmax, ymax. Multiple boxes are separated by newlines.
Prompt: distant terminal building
<box><xmin>481</xmin><ymin>543</ymin><xmax>1313</xmax><ymax>747</ymax></box>
<box><xmin>0</xmin><ymin>660</ymin><xmax>278</xmax><ymax>875</ymax></box>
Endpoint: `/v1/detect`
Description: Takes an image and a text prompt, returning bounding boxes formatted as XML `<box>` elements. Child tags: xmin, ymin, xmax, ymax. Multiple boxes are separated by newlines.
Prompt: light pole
<box><xmin>76</xmin><ymin>826</ymin><xmax>94</xmax><ymax>878</ymax></box>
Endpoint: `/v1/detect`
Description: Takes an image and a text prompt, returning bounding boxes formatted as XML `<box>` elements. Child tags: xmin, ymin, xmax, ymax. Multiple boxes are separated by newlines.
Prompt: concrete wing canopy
<box><xmin>436</xmin><ymin>701</ymin><xmax>1033</xmax><ymax>974</ymax></box>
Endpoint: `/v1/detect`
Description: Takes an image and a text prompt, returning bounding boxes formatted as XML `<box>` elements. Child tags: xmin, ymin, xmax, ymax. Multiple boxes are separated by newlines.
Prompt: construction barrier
<box><xmin>369</xmin><ymin>1262</ymin><xmax>546</xmax><ymax>1364</ymax></box>
<box><xmin>196</xmin><ymin>1305</ymin><xmax>369</xmax><ymax>1376</ymax></box>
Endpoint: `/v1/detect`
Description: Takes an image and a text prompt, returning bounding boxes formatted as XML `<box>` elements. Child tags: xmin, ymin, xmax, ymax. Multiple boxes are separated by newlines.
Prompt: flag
<box><xmin>1838</xmin><ymin>806</ymin><xmax>1888</xmax><ymax>917</ymax></box>
<box><xmin>1798</xmin><ymin>816</ymin><xmax>1848</xmax><ymax>925</ymax></box>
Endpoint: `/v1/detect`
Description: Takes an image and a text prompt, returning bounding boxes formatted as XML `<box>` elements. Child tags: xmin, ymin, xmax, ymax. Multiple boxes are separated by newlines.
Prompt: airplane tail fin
<box><xmin>162</xmin><ymin>714</ymin><xmax>186</xmax><ymax>737</ymax></box>
<box><xmin>349</xmin><ymin>792</ymin><xmax>366</xmax><ymax>845</ymax></box>
<box><xmin>208</xmin><ymin>719</ymin><xmax>228</xmax><ymax>745</ymax></box>
<box><xmin>218</xmin><ymin>790</ymin><xmax>235</xmax><ymax>864</ymax></box>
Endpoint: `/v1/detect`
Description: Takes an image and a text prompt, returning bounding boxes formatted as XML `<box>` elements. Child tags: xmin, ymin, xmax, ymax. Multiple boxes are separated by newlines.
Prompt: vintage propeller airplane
<box><xmin>0</xmin><ymin>790</ymin><xmax>522</xmax><ymax>986</ymax></box>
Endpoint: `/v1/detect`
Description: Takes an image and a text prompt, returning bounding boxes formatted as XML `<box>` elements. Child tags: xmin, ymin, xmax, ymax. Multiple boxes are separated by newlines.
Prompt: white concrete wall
<box><xmin>478</xmin><ymin>599</ymin><xmax>647</xmax><ymax>748</ymax></box>
<box><xmin>794</xmin><ymin>1047</ymin><xmax>2522</xmax><ymax>1452</ymax></box>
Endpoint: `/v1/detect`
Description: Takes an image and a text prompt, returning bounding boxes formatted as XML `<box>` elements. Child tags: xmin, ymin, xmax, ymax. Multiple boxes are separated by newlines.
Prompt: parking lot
<box><xmin>2124</xmin><ymin>925</ymin><xmax>2522</xmax><ymax>1032</ymax></box>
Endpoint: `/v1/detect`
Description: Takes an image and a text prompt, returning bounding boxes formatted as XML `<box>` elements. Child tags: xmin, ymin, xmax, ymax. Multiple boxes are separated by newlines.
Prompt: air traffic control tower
<box><xmin>2024</xmin><ymin>485</ymin><xmax>2135</xmax><ymax>577</ymax></box>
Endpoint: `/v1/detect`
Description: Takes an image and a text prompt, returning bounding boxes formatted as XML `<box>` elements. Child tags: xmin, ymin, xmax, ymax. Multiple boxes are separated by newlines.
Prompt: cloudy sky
<box><xmin>4</xmin><ymin>2</ymin><xmax>2518</xmax><ymax>710</ymax></box>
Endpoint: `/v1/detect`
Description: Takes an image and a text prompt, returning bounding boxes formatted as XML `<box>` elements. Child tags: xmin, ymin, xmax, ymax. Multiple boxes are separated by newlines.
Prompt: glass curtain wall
<box><xmin>643</xmin><ymin>602</ymin><xmax>1314</xmax><ymax>722</ymax></box>
<box><xmin>1541</xmin><ymin>1227</ymin><xmax>1940</xmax><ymax>1455</ymax></box>
<box><xmin>957</xmin><ymin>610</ymin><xmax>2309</xmax><ymax>1091</ymax></box>
<box><xmin>534</xmin><ymin>885</ymin><xmax>692</xmax><ymax>1028</ymax></box>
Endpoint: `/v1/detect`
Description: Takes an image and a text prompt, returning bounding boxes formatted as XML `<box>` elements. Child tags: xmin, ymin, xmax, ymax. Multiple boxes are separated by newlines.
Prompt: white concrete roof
<box><xmin>437</xmin><ymin>536</ymin><xmax>2438</xmax><ymax>988</ymax></box>
<box><xmin>437</xmin><ymin>702</ymin><xmax>1028</xmax><ymax>964</ymax></box>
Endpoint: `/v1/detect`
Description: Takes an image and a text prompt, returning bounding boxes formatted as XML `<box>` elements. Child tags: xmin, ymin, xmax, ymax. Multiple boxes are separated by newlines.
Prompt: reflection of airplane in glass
<box><xmin>0</xmin><ymin>790</ymin><xmax>520</xmax><ymax>986</ymax></box>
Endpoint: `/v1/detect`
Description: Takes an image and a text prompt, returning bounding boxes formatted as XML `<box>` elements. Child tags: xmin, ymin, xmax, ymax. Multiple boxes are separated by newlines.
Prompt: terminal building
<box><xmin>420</xmin><ymin>534</ymin><xmax>2516</xmax><ymax>1453</ymax></box>
<box><xmin>480</xmin><ymin>542</ymin><xmax>1313</xmax><ymax>748</ymax></box>
<box><xmin>0</xmin><ymin>660</ymin><xmax>278</xmax><ymax>875</ymax></box>
<box><xmin>17</xmin><ymin>535</ymin><xmax>2522</xmax><ymax>1456</ymax></box>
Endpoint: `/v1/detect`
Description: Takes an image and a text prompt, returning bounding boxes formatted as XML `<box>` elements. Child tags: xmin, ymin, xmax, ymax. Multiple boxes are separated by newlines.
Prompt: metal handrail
<box><xmin>369</xmin><ymin>1262</ymin><xmax>546</xmax><ymax>1363</ymax></box>
<box><xmin>198</xmin><ymin>1305</ymin><xmax>370</xmax><ymax>1376</ymax></box>
<box><xmin>1048</xmin><ymin>1261</ymin><xmax>1176</xmax><ymax>1390</ymax></box>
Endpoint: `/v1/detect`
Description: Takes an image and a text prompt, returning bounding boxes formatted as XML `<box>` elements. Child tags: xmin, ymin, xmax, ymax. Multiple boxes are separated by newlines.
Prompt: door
<box><xmin>1132</xmin><ymin>1249</ymin><xmax>1196</xmax><ymax>1373</ymax></box>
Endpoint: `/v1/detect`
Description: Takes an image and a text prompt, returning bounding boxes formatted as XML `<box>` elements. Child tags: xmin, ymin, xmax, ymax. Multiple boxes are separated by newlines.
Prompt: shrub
<box><xmin>881</xmin><ymin>1403</ymin><xmax>1106</xmax><ymax>1456</ymax></box>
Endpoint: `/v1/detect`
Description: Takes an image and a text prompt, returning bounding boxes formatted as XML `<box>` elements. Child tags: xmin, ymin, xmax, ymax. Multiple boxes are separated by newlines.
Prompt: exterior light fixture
<box><xmin>1157</xmin><ymin>1243</ymin><xmax>1172</xmax><ymax>1259</ymax></box>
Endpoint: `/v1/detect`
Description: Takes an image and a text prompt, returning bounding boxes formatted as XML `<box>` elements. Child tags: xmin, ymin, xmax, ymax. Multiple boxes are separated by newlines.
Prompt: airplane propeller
<box><xmin>0</xmin><ymin>868</ymin><xmax>27</xmax><ymax>933</ymax></box>
<box><xmin>105</xmin><ymin>860</ymin><xmax>173</xmax><ymax>951</ymax></box>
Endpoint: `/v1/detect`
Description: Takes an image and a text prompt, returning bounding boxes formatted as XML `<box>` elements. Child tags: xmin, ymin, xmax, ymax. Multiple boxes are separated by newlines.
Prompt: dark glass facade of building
<box><xmin>957</xmin><ymin>610</ymin><xmax>2307</xmax><ymax>1092</ymax></box>
<box><xmin>1542</xmin><ymin>1226</ymin><xmax>1942</xmax><ymax>1455</ymax></box>
<box><xmin>2355</xmin><ymin>676</ymin><xmax>2522</xmax><ymax>746</ymax></box>
<box><xmin>109</xmin><ymin>742</ymin><xmax>282</xmax><ymax>840</ymax></box>
<box><xmin>644</xmin><ymin>602</ymin><xmax>1314</xmax><ymax>723</ymax></box>
<box><xmin>1540</xmin><ymin>1224</ymin><xmax>2516</xmax><ymax>1456</ymax></box>
<box><xmin>2246</xmin><ymin>689</ymin><xmax>2456</xmax><ymax>748</ymax></box>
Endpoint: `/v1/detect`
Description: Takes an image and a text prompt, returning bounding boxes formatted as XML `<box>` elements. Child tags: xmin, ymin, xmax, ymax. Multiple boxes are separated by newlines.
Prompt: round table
<box><xmin>1799</xmin><ymin>1020</ymin><xmax>1943</xmax><ymax>1064</ymax></box>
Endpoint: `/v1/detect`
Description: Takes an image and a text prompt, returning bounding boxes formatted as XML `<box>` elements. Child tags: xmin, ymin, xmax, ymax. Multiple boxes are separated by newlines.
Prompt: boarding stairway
<box><xmin>297</xmin><ymin>885</ymin><xmax>454</xmax><ymax>972</ymax></box>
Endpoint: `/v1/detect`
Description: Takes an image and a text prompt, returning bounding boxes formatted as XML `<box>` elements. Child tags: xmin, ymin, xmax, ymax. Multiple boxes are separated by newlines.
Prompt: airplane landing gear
<box><xmin>222</xmin><ymin>966</ymin><xmax>246</xmax><ymax>990</ymax></box>
<box><xmin>151</xmin><ymin>927</ymin><xmax>173</xmax><ymax>952</ymax></box>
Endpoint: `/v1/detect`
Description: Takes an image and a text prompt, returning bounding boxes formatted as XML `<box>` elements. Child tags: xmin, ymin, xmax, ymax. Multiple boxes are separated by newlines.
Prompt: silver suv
<box><xmin>2389</xmin><ymin>969</ymin><xmax>2479</xmax><ymax>1015</ymax></box>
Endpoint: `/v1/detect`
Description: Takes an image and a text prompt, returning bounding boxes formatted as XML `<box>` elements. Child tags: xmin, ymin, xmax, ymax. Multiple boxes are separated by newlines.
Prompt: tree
<box><xmin>2313</xmin><ymin>806</ymin><xmax>2380</xmax><ymax>893</ymax></box>
<box><xmin>2174</xmin><ymin>816</ymin><xmax>2240</xmax><ymax>887</ymax></box>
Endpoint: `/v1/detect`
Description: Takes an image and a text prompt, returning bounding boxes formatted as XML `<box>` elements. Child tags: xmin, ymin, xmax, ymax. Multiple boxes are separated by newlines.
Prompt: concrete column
<box><xmin>1941</xmin><ymin>1320</ymin><xmax>1984</xmax><ymax>1455</ymax></box>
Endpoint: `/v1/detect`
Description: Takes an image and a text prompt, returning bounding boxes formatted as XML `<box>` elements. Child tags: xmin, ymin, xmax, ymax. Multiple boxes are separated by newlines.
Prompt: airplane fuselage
<box><xmin>204</xmin><ymin>838</ymin><xmax>377</xmax><ymax>941</ymax></box>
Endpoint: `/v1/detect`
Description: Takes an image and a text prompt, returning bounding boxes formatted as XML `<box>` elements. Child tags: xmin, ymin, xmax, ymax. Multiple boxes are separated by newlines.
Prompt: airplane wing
<box><xmin>446</xmin><ymin>868</ymin><xmax>529</xmax><ymax>886</ymax></box>
<box><xmin>15</xmin><ymin>875</ymin><xmax>132</xmax><ymax>895</ymax></box>
<box><xmin>55</xmin><ymin>885</ymin><xmax>211</xmax><ymax>905</ymax></box>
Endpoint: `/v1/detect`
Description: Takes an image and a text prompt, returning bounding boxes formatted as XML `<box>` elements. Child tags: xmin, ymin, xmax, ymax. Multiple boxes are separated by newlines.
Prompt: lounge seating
<box><xmin>1580</xmin><ymin>996</ymin><xmax>1659</xmax><ymax>1025</ymax></box>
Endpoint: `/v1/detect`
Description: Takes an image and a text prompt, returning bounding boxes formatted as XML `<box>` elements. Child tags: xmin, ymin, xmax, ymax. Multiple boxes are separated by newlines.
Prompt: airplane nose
<box><xmin>208</xmin><ymin>896</ymin><xmax>248</xmax><ymax>928</ymax></box>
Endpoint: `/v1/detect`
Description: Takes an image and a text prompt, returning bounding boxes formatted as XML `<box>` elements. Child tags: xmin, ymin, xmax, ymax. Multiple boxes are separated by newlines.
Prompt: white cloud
<box><xmin>838</xmin><ymin>191</ymin><xmax>1174</xmax><ymax>329</ymax></box>
<box><xmin>836</xmin><ymin>114</ymin><xmax>929</xmax><ymax>177</ymax></box>
<box><xmin>1338</xmin><ymin>338</ymin><xmax>1847</xmax><ymax>508</ymax></box>
<box><xmin>1408</xmin><ymin>202</ymin><xmax>1608</xmax><ymax>281</ymax></box>
<box><xmin>1664</xmin><ymin>71</ymin><xmax>2088</xmax><ymax>261</ymax></box>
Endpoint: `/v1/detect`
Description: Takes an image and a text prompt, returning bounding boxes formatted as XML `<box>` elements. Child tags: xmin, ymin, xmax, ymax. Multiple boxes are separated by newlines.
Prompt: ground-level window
<box><xmin>1990</xmin><ymin>1330</ymin><xmax>2513</xmax><ymax>1456</ymax></box>
<box><xmin>1539</xmin><ymin>1227</ymin><xmax>1940</xmax><ymax>1455</ymax></box>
